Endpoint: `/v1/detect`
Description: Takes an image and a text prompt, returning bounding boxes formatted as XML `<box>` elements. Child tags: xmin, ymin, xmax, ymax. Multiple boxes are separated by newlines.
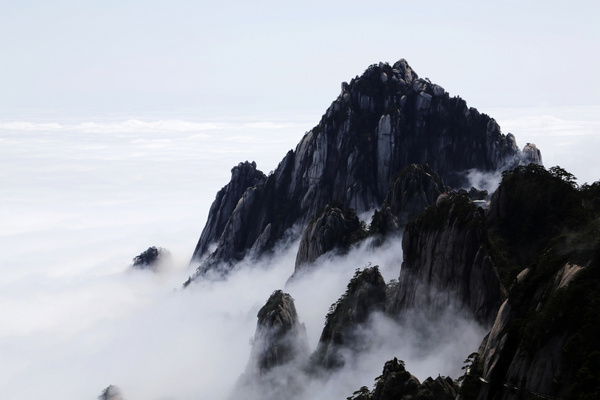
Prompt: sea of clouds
<box><xmin>0</xmin><ymin>106</ymin><xmax>598</xmax><ymax>399</ymax></box>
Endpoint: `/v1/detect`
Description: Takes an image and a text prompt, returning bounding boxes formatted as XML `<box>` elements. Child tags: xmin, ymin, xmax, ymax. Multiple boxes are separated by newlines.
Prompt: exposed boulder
<box><xmin>189</xmin><ymin>59</ymin><xmax>539</xmax><ymax>278</ymax></box>
<box><xmin>293</xmin><ymin>204</ymin><xmax>366</xmax><ymax>274</ymax></box>
<box><xmin>387</xmin><ymin>193</ymin><xmax>505</xmax><ymax>325</ymax></box>
<box><xmin>311</xmin><ymin>267</ymin><xmax>386</xmax><ymax>371</ymax></box>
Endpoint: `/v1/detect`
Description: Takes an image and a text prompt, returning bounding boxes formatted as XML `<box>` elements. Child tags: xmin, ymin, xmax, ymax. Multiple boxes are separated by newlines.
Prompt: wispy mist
<box><xmin>1</xmin><ymin>105</ymin><xmax>598</xmax><ymax>399</ymax></box>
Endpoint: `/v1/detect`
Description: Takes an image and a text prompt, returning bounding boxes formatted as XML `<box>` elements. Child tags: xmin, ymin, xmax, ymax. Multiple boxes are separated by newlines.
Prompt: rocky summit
<box><xmin>179</xmin><ymin>58</ymin><xmax>600</xmax><ymax>400</ymax></box>
<box><xmin>189</xmin><ymin>59</ymin><xmax>540</xmax><ymax>277</ymax></box>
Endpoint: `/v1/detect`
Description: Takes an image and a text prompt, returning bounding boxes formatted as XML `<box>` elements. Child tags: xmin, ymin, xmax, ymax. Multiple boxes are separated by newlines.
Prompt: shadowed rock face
<box><xmin>98</xmin><ymin>385</ymin><xmax>123</xmax><ymax>400</ymax></box>
<box><xmin>189</xmin><ymin>59</ymin><xmax>538</xmax><ymax>278</ymax></box>
<box><xmin>370</xmin><ymin>163</ymin><xmax>447</xmax><ymax>235</ymax></box>
<box><xmin>246</xmin><ymin>290</ymin><xmax>309</xmax><ymax>375</ymax></box>
<box><xmin>232</xmin><ymin>290</ymin><xmax>310</xmax><ymax>400</ymax></box>
<box><xmin>293</xmin><ymin>205</ymin><xmax>366</xmax><ymax>275</ymax></box>
<box><xmin>387</xmin><ymin>193</ymin><xmax>505</xmax><ymax>325</ymax></box>
<box><xmin>347</xmin><ymin>358</ymin><xmax>458</xmax><ymax>400</ymax></box>
<box><xmin>311</xmin><ymin>267</ymin><xmax>386</xmax><ymax>371</ymax></box>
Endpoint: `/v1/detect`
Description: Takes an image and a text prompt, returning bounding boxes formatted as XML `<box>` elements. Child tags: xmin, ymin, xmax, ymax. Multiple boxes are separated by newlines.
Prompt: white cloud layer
<box><xmin>1</xmin><ymin>105</ymin><xmax>598</xmax><ymax>399</ymax></box>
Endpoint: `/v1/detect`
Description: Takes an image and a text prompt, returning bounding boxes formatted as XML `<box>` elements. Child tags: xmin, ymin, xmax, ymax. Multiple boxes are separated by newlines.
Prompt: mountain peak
<box><xmin>187</xmin><ymin>58</ymin><xmax>541</xmax><ymax>278</ymax></box>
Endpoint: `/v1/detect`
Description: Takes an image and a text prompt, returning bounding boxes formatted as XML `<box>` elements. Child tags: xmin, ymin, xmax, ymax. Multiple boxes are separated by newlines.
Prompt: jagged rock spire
<box><xmin>189</xmin><ymin>59</ymin><xmax>541</xmax><ymax>279</ymax></box>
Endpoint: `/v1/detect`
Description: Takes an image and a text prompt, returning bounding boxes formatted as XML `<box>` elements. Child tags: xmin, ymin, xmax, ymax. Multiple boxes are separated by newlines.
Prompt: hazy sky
<box><xmin>0</xmin><ymin>0</ymin><xmax>598</xmax><ymax>116</ymax></box>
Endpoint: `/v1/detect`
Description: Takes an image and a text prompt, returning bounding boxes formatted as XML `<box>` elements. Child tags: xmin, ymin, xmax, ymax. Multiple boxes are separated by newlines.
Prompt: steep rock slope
<box><xmin>293</xmin><ymin>204</ymin><xmax>366</xmax><ymax>274</ymax></box>
<box><xmin>192</xmin><ymin>161</ymin><xmax>266</xmax><ymax>263</ymax></box>
<box><xmin>387</xmin><ymin>192</ymin><xmax>505</xmax><ymax>325</ymax></box>
<box><xmin>189</xmin><ymin>59</ymin><xmax>539</xmax><ymax>276</ymax></box>
<box><xmin>232</xmin><ymin>290</ymin><xmax>309</xmax><ymax>400</ymax></box>
<box><xmin>460</xmin><ymin>165</ymin><xmax>600</xmax><ymax>400</ymax></box>
<box><xmin>370</xmin><ymin>163</ymin><xmax>447</xmax><ymax>235</ymax></box>
<box><xmin>311</xmin><ymin>266</ymin><xmax>386</xmax><ymax>371</ymax></box>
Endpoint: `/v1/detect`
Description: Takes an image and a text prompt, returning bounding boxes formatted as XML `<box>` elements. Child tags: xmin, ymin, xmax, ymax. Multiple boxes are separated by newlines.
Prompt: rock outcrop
<box><xmin>245</xmin><ymin>290</ymin><xmax>309</xmax><ymax>375</ymax></box>
<box><xmin>189</xmin><ymin>59</ymin><xmax>540</xmax><ymax>278</ymax></box>
<box><xmin>233</xmin><ymin>290</ymin><xmax>309</xmax><ymax>400</ymax></box>
<box><xmin>521</xmin><ymin>142</ymin><xmax>542</xmax><ymax>165</ymax></box>
<box><xmin>347</xmin><ymin>358</ymin><xmax>458</xmax><ymax>400</ymax></box>
<box><xmin>311</xmin><ymin>266</ymin><xmax>386</xmax><ymax>371</ymax></box>
<box><xmin>293</xmin><ymin>204</ymin><xmax>366</xmax><ymax>274</ymax></box>
<box><xmin>487</xmin><ymin>163</ymin><xmax>582</xmax><ymax>271</ymax></box>
<box><xmin>191</xmin><ymin>161</ymin><xmax>266</xmax><ymax>261</ymax></box>
<box><xmin>98</xmin><ymin>385</ymin><xmax>123</xmax><ymax>400</ymax></box>
<box><xmin>387</xmin><ymin>193</ymin><xmax>505</xmax><ymax>325</ymax></box>
<box><xmin>131</xmin><ymin>246</ymin><xmax>170</xmax><ymax>272</ymax></box>
<box><xmin>370</xmin><ymin>163</ymin><xmax>446</xmax><ymax>235</ymax></box>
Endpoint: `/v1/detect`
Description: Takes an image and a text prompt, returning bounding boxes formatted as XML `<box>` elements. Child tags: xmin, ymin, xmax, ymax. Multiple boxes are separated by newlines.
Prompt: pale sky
<box><xmin>0</xmin><ymin>0</ymin><xmax>598</xmax><ymax>117</ymax></box>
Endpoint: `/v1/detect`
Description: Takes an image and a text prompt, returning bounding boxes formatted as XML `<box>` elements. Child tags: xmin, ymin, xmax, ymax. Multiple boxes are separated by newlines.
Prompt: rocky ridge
<box><xmin>387</xmin><ymin>192</ymin><xmax>505</xmax><ymax>325</ymax></box>
<box><xmin>347</xmin><ymin>358</ymin><xmax>458</xmax><ymax>400</ymax></box>
<box><xmin>189</xmin><ymin>59</ymin><xmax>540</xmax><ymax>278</ymax></box>
<box><xmin>181</xmin><ymin>58</ymin><xmax>600</xmax><ymax>400</ymax></box>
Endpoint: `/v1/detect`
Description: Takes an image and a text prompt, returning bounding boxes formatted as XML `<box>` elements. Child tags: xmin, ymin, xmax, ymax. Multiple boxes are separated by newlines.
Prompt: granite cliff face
<box><xmin>387</xmin><ymin>192</ymin><xmax>505</xmax><ymax>325</ymax></box>
<box><xmin>98</xmin><ymin>385</ymin><xmax>123</xmax><ymax>400</ymax></box>
<box><xmin>180</xmin><ymin>57</ymin><xmax>600</xmax><ymax>400</ymax></box>
<box><xmin>245</xmin><ymin>290</ymin><xmax>309</xmax><ymax>375</ymax></box>
<box><xmin>189</xmin><ymin>59</ymin><xmax>539</xmax><ymax>277</ymax></box>
<box><xmin>458</xmin><ymin>165</ymin><xmax>600</xmax><ymax>400</ymax></box>
<box><xmin>233</xmin><ymin>290</ymin><xmax>310</xmax><ymax>400</ymax></box>
<box><xmin>311</xmin><ymin>266</ymin><xmax>387</xmax><ymax>371</ymax></box>
<box><xmin>191</xmin><ymin>161</ymin><xmax>266</xmax><ymax>267</ymax></box>
<box><xmin>370</xmin><ymin>163</ymin><xmax>447</xmax><ymax>236</ymax></box>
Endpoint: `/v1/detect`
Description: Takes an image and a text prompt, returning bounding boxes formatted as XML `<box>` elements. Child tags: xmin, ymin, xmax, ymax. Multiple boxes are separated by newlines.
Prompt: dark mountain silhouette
<box><xmin>180</xmin><ymin>58</ymin><xmax>600</xmax><ymax>399</ymax></box>
<box><xmin>188</xmin><ymin>59</ymin><xmax>540</xmax><ymax>279</ymax></box>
